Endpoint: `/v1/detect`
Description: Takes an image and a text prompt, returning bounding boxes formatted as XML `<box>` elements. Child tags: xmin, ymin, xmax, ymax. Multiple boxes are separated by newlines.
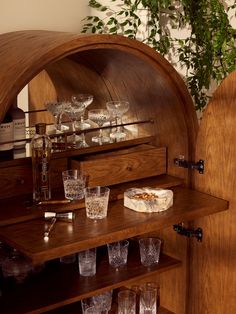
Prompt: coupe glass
<box><xmin>45</xmin><ymin>101</ymin><xmax>64</xmax><ymax>133</ymax></box>
<box><xmin>71</xmin><ymin>94</ymin><xmax>94</xmax><ymax>147</ymax></box>
<box><xmin>88</xmin><ymin>109</ymin><xmax>111</xmax><ymax>144</ymax></box>
<box><xmin>71</xmin><ymin>94</ymin><xmax>93</xmax><ymax>129</ymax></box>
<box><xmin>106</xmin><ymin>100</ymin><xmax>129</xmax><ymax>139</ymax></box>
<box><xmin>64</xmin><ymin>101</ymin><xmax>84</xmax><ymax>146</ymax></box>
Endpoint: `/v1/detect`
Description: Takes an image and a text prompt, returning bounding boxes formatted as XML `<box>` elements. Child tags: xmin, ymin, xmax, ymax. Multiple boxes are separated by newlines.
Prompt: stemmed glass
<box><xmin>71</xmin><ymin>94</ymin><xmax>93</xmax><ymax>130</ymax></box>
<box><xmin>64</xmin><ymin>101</ymin><xmax>84</xmax><ymax>147</ymax></box>
<box><xmin>45</xmin><ymin>101</ymin><xmax>64</xmax><ymax>133</ymax></box>
<box><xmin>88</xmin><ymin>109</ymin><xmax>111</xmax><ymax>144</ymax></box>
<box><xmin>106</xmin><ymin>100</ymin><xmax>130</xmax><ymax>139</ymax></box>
<box><xmin>71</xmin><ymin>94</ymin><xmax>94</xmax><ymax>147</ymax></box>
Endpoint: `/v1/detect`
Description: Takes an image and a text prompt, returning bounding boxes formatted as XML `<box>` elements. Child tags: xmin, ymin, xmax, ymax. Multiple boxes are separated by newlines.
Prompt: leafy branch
<box><xmin>82</xmin><ymin>0</ymin><xmax>236</xmax><ymax>111</ymax></box>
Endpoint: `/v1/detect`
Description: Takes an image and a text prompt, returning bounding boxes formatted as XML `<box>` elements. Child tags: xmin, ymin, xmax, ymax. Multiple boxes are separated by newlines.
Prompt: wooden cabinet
<box><xmin>0</xmin><ymin>31</ymin><xmax>234</xmax><ymax>314</ymax></box>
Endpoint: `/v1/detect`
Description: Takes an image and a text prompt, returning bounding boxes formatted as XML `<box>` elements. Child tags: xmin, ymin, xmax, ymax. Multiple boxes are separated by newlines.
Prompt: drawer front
<box><xmin>0</xmin><ymin>158</ymin><xmax>67</xmax><ymax>199</ymax></box>
<box><xmin>71</xmin><ymin>146</ymin><xmax>167</xmax><ymax>187</ymax></box>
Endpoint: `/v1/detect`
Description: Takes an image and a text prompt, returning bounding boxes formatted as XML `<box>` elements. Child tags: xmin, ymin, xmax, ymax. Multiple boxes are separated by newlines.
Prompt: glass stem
<box><xmin>116</xmin><ymin>117</ymin><xmax>121</xmax><ymax>133</ymax></box>
<box><xmin>72</xmin><ymin>121</ymin><xmax>76</xmax><ymax>143</ymax></box>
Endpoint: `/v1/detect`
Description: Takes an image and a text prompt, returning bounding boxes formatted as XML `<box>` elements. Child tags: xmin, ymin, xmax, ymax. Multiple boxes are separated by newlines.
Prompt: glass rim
<box><xmin>62</xmin><ymin>169</ymin><xmax>86</xmax><ymax>176</ymax></box>
<box><xmin>138</xmin><ymin>237</ymin><xmax>162</xmax><ymax>244</ymax></box>
<box><xmin>106</xmin><ymin>100</ymin><xmax>129</xmax><ymax>105</ymax></box>
<box><xmin>84</xmin><ymin>186</ymin><xmax>110</xmax><ymax>193</ymax></box>
<box><xmin>107</xmin><ymin>239</ymin><xmax>129</xmax><ymax>247</ymax></box>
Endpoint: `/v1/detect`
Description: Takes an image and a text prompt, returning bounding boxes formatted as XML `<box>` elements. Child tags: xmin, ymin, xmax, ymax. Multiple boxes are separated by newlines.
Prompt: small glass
<box><xmin>78</xmin><ymin>248</ymin><xmax>96</xmax><ymax>276</ymax></box>
<box><xmin>92</xmin><ymin>290</ymin><xmax>113</xmax><ymax>313</ymax></box>
<box><xmin>139</xmin><ymin>237</ymin><xmax>162</xmax><ymax>268</ymax></box>
<box><xmin>1</xmin><ymin>249</ymin><xmax>32</xmax><ymax>284</ymax></box>
<box><xmin>118</xmin><ymin>290</ymin><xmax>136</xmax><ymax>314</ymax></box>
<box><xmin>84</xmin><ymin>186</ymin><xmax>110</xmax><ymax>220</ymax></box>
<box><xmin>62</xmin><ymin>169</ymin><xmax>86</xmax><ymax>200</ymax></box>
<box><xmin>139</xmin><ymin>282</ymin><xmax>159</xmax><ymax>314</ymax></box>
<box><xmin>107</xmin><ymin>240</ymin><xmax>129</xmax><ymax>270</ymax></box>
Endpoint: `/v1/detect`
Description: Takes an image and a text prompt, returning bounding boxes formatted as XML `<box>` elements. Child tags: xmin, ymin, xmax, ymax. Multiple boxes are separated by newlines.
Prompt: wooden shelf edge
<box><xmin>46</xmin><ymin>303</ymin><xmax>174</xmax><ymax>314</ymax></box>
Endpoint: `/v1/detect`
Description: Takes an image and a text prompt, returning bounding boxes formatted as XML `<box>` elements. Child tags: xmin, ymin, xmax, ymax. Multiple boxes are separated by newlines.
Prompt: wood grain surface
<box><xmin>75</xmin><ymin>146</ymin><xmax>167</xmax><ymax>186</ymax></box>
<box><xmin>0</xmin><ymin>31</ymin><xmax>201</xmax><ymax>314</ymax></box>
<box><xmin>189</xmin><ymin>70</ymin><xmax>236</xmax><ymax>314</ymax></box>
<box><xmin>0</xmin><ymin>241</ymin><xmax>180</xmax><ymax>314</ymax></box>
<box><xmin>0</xmin><ymin>186</ymin><xmax>227</xmax><ymax>264</ymax></box>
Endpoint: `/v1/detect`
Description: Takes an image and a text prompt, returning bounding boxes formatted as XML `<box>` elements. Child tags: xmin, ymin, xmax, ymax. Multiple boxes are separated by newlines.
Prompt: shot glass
<box><xmin>118</xmin><ymin>289</ymin><xmax>136</xmax><ymax>314</ymax></box>
<box><xmin>107</xmin><ymin>240</ymin><xmax>129</xmax><ymax>270</ymax></box>
<box><xmin>81</xmin><ymin>299</ymin><xmax>99</xmax><ymax>314</ymax></box>
<box><xmin>78</xmin><ymin>248</ymin><xmax>96</xmax><ymax>276</ymax></box>
<box><xmin>92</xmin><ymin>290</ymin><xmax>113</xmax><ymax>313</ymax></box>
<box><xmin>84</xmin><ymin>186</ymin><xmax>110</xmax><ymax>220</ymax></box>
<box><xmin>62</xmin><ymin>169</ymin><xmax>86</xmax><ymax>200</ymax></box>
<box><xmin>81</xmin><ymin>290</ymin><xmax>113</xmax><ymax>314</ymax></box>
<box><xmin>138</xmin><ymin>237</ymin><xmax>162</xmax><ymax>268</ymax></box>
<box><xmin>139</xmin><ymin>282</ymin><xmax>159</xmax><ymax>314</ymax></box>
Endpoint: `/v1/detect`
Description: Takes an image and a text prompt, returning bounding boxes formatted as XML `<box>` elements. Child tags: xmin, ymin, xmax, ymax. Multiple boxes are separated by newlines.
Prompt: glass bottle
<box><xmin>31</xmin><ymin>123</ymin><xmax>52</xmax><ymax>202</ymax></box>
<box><xmin>0</xmin><ymin>110</ymin><xmax>13</xmax><ymax>159</ymax></box>
<box><xmin>9</xmin><ymin>98</ymin><xmax>26</xmax><ymax>149</ymax></box>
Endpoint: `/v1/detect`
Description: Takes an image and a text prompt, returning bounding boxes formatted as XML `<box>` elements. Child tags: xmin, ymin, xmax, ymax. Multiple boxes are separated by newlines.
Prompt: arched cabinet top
<box><xmin>0</xmin><ymin>30</ymin><xmax>198</xmax><ymax>179</ymax></box>
<box><xmin>0</xmin><ymin>30</ymin><xmax>195</xmax><ymax>123</ymax></box>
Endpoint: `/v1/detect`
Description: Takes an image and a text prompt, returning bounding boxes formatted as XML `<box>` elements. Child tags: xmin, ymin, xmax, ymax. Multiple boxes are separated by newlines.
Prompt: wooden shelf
<box><xmin>0</xmin><ymin>133</ymin><xmax>154</xmax><ymax>168</ymax></box>
<box><xmin>0</xmin><ymin>174</ymin><xmax>183</xmax><ymax>226</ymax></box>
<box><xmin>0</xmin><ymin>242</ymin><xmax>180</xmax><ymax>314</ymax></box>
<box><xmin>0</xmin><ymin>183</ymin><xmax>228</xmax><ymax>264</ymax></box>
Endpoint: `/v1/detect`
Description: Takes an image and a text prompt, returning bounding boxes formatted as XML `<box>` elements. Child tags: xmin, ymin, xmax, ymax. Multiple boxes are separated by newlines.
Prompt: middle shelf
<box><xmin>0</xmin><ymin>183</ymin><xmax>228</xmax><ymax>264</ymax></box>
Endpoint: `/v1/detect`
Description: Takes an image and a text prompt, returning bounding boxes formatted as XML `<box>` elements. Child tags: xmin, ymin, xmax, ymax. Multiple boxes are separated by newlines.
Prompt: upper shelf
<box><xmin>0</xmin><ymin>181</ymin><xmax>228</xmax><ymax>264</ymax></box>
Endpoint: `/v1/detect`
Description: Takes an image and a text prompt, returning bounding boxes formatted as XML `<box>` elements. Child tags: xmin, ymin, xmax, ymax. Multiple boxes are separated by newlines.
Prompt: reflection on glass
<box><xmin>64</xmin><ymin>101</ymin><xmax>84</xmax><ymax>147</ymax></box>
<box><xmin>88</xmin><ymin>109</ymin><xmax>111</xmax><ymax>145</ymax></box>
<box><xmin>106</xmin><ymin>100</ymin><xmax>129</xmax><ymax>139</ymax></box>
<box><xmin>45</xmin><ymin>101</ymin><xmax>64</xmax><ymax>133</ymax></box>
<box><xmin>71</xmin><ymin>94</ymin><xmax>93</xmax><ymax>148</ymax></box>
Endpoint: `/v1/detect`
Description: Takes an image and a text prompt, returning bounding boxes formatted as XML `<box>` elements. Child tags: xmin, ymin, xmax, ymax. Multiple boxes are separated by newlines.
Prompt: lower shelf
<box><xmin>47</xmin><ymin>301</ymin><xmax>174</xmax><ymax>314</ymax></box>
<box><xmin>0</xmin><ymin>242</ymin><xmax>181</xmax><ymax>313</ymax></box>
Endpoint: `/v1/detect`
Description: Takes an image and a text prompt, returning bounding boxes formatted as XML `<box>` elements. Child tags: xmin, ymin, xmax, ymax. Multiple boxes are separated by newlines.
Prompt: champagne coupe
<box><xmin>71</xmin><ymin>94</ymin><xmax>93</xmax><ymax>129</ymax></box>
<box><xmin>45</xmin><ymin>101</ymin><xmax>64</xmax><ymax>133</ymax></box>
<box><xmin>88</xmin><ymin>109</ymin><xmax>111</xmax><ymax>144</ymax></box>
<box><xmin>71</xmin><ymin>94</ymin><xmax>93</xmax><ymax>148</ymax></box>
<box><xmin>106</xmin><ymin>100</ymin><xmax>130</xmax><ymax>139</ymax></box>
<box><xmin>64</xmin><ymin>101</ymin><xmax>84</xmax><ymax>146</ymax></box>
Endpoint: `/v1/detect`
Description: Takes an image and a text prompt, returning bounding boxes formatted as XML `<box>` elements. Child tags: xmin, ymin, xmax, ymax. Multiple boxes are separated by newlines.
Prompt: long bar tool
<box><xmin>38</xmin><ymin>199</ymin><xmax>71</xmax><ymax>205</ymax></box>
<box><xmin>43</xmin><ymin>211</ymin><xmax>75</xmax><ymax>241</ymax></box>
<box><xmin>44</xmin><ymin>217</ymin><xmax>57</xmax><ymax>240</ymax></box>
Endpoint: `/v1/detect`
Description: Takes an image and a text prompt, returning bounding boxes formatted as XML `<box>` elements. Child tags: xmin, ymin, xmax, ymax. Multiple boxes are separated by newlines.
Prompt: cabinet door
<box><xmin>189</xmin><ymin>70</ymin><xmax>236</xmax><ymax>314</ymax></box>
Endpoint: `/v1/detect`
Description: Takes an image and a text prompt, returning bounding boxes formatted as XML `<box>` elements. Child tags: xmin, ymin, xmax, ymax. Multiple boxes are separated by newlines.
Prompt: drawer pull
<box><xmin>126</xmin><ymin>166</ymin><xmax>132</xmax><ymax>171</ymax></box>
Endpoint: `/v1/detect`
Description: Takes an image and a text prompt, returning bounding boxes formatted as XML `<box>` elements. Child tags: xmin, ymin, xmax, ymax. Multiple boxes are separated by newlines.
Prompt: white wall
<box><xmin>0</xmin><ymin>0</ymin><xmax>90</xmax><ymax>34</ymax></box>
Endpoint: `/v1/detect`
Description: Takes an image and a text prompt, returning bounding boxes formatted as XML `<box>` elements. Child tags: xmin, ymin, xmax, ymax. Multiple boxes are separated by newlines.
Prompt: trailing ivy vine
<box><xmin>82</xmin><ymin>0</ymin><xmax>236</xmax><ymax>111</ymax></box>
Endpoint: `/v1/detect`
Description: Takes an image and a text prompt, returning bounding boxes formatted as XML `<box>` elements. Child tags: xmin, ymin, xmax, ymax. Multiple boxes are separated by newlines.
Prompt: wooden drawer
<box><xmin>0</xmin><ymin>158</ymin><xmax>67</xmax><ymax>199</ymax></box>
<box><xmin>70</xmin><ymin>145</ymin><xmax>167</xmax><ymax>187</ymax></box>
